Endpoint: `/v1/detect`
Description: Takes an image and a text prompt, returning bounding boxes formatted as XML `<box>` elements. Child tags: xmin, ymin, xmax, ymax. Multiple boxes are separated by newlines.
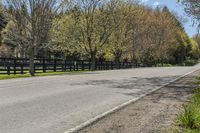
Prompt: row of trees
<box><xmin>0</xmin><ymin>0</ymin><xmax>199</xmax><ymax>76</ymax></box>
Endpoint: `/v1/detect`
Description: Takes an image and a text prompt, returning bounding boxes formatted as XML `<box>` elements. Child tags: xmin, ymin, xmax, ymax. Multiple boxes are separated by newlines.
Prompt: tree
<box><xmin>125</xmin><ymin>4</ymin><xmax>147</xmax><ymax>65</ymax></box>
<box><xmin>50</xmin><ymin>13</ymin><xmax>77</xmax><ymax>59</ymax></box>
<box><xmin>193</xmin><ymin>34</ymin><xmax>200</xmax><ymax>47</ymax></box>
<box><xmin>179</xmin><ymin>0</ymin><xmax>200</xmax><ymax>29</ymax></box>
<box><xmin>70</xmin><ymin>0</ymin><xmax>114</xmax><ymax>70</ymax></box>
<box><xmin>105</xmin><ymin>0</ymin><xmax>131</xmax><ymax>68</ymax></box>
<box><xmin>4</xmin><ymin>0</ymin><xmax>68</xmax><ymax>76</ymax></box>
<box><xmin>189</xmin><ymin>38</ymin><xmax>199</xmax><ymax>59</ymax></box>
<box><xmin>0</xmin><ymin>2</ymin><xmax>7</xmax><ymax>42</ymax></box>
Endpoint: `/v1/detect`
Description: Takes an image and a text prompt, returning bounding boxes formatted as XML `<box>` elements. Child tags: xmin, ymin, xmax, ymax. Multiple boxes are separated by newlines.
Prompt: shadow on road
<box><xmin>79</xmin><ymin>72</ymin><xmax>200</xmax><ymax>133</ymax></box>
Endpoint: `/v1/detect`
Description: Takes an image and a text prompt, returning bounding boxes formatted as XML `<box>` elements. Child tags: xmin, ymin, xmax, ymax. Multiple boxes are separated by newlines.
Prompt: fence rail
<box><xmin>0</xmin><ymin>58</ymin><xmax>133</xmax><ymax>75</ymax></box>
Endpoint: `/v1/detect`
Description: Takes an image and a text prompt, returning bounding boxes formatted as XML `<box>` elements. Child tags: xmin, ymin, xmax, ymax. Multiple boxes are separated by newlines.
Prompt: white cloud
<box><xmin>153</xmin><ymin>1</ymin><xmax>160</xmax><ymax>7</ymax></box>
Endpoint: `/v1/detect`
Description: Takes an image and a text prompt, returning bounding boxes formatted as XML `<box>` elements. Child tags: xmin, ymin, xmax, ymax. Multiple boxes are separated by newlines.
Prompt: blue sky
<box><xmin>140</xmin><ymin>0</ymin><xmax>197</xmax><ymax>37</ymax></box>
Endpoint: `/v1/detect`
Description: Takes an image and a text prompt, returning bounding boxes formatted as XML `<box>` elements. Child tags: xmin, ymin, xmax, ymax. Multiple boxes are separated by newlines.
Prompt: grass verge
<box><xmin>175</xmin><ymin>88</ymin><xmax>200</xmax><ymax>133</ymax></box>
<box><xmin>0</xmin><ymin>70</ymin><xmax>90</xmax><ymax>80</ymax></box>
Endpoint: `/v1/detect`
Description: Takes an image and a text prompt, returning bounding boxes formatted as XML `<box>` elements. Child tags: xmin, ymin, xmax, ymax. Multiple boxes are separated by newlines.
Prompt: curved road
<box><xmin>0</xmin><ymin>64</ymin><xmax>200</xmax><ymax>133</ymax></box>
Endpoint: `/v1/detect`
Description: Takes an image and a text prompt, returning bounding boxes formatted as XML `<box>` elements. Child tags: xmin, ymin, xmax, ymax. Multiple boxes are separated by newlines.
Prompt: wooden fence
<box><xmin>0</xmin><ymin>58</ymin><xmax>133</xmax><ymax>75</ymax></box>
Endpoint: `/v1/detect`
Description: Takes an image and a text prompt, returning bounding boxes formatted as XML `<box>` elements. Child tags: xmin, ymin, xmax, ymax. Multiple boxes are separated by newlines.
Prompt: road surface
<box><xmin>0</xmin><ymin>64</ymin><xmax>200</xmax><ymax>133</ymax></box>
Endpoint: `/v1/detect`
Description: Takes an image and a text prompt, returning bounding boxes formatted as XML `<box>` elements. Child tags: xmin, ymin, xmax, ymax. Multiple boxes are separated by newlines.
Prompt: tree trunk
<box><xmin>90</xmin><ymin>53</ymin><xmax>96</xmax><ymax>71</ymax></box>
<box><xmin>114</xmin><ymin>51</ymin><xmax>122</xmax><ymax>69</ymax></box>
<box><xmin>115</xmin><ymin>57</ymin><xmax>120</xmax><ymax>69</ymax></box>
<box><xmin>131</xmin><ymin>58</ymin><xmax>136</xmax><ymax>67</ymax></box>
<box><xmin>29</xmin><ymin>46</ymin><xmax>35</xmax><ymax>76</ymax></box>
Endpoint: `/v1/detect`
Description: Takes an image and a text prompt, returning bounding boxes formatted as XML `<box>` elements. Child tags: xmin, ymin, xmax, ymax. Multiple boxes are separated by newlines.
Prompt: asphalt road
<box><xmin>1</xmin><ymin>64</ymin><xmax>200</xmax><ymax>133</ymax></box>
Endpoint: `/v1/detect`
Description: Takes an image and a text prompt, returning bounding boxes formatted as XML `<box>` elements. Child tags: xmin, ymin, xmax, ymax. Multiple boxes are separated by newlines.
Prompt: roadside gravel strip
<box><xmin>78</xmin><ymin>71</ymin><xmax>200</xmax><ymax>133</ymax></box>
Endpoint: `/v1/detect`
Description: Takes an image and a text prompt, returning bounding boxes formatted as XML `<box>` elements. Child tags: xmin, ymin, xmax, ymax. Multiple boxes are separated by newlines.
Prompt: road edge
<box><xmin>65</xmin><ymin>67</ymin><xmax>200</xmax><ymax>133</ymax></box>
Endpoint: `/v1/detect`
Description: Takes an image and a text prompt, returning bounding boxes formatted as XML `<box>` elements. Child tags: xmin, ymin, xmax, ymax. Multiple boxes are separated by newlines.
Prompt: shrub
<box><xmin>182</xmin><ymin>60</ymin><xmax>198</xmax><ymax>66</ymax></box>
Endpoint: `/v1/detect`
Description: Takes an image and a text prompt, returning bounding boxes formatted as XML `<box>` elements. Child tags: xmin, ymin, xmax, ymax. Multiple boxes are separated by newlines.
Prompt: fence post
<box><xmin>54</xmin><ymin>59</ymin><xmax>57</xmax><ymax>72</ymax></box>
<box><xmin>76</xmin><ymin>61</ymin><xmax>79</xmax><ymax>71</ymax></box>
<box><xmin>7</xmin><ymin>65</ymin><xmax>10</xmax><ymax>75</ymax></box>
<box><xmin>101</xmin><ymin>61</ymin><xmax>103</xmax><ymax>70</ymax></box>
<box><xmin>111</xmin><ymin>62</ymin><xmax>113</xmax><ymax>70</ymax></box>
<box><xmin>14</xmin><ymin>59</ymin><xmax>16</xmax><ymax>75</ymax></box>
<box><xmin>95</xmin><ymin>61</ymin><xmax>97</xmax><ymax>70</ymax></box>
<box><xmin>89</xmin><ymin>61</ymin><xmax>91</xmax><ymax>70</ymax></box>
<box><xmin>82</xmin><ymin>60</ymin><xmax>85</xmax><ymax>71</ymax></box>
<box><xmin>74</xmin><ymin>61</ymin><xmax>76</xmax><ymax>71</ymax></box>
<box><xmin>130</xmin><ymin>62</ymin><xmax>132</xmax><ymax>68</ymax></box>
<box><xmin>34</xmin><ymin>63</ymin><xmax>36</xmax><ymax>73</ymax></box>
<box><xmin>21</xmin><ymin>65</ymin><xmax>24</xmax><ymax>74</ymax></box>
<box><xmin>106</xmin><ymin>62</ymin><xmax>109</xmax><ymax>70</ymax></box>
<box><xmin>43</xmin><ymin>59</ymin><xmax>46</xmax><ymax>72</ymax></box>
<box><xmin>64</xmin><ymin>60</ymin><xmax>67</xmax><ymax>71</ymax></box>
<box><xmin>69</xmin><ymin>61</ymin><xmax>72</xmax><ymax>71</ymax></box>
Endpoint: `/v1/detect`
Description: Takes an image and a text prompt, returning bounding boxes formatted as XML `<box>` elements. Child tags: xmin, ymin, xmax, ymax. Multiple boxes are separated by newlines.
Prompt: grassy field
<box><xmin>0</xmin><ymin>71</ymin><xmax>90</xmax><ymax>80</ymax></box>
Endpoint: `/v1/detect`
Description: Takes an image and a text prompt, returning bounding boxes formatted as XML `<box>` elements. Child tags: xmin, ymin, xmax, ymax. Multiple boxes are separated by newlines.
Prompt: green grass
<box><xmin>0</xmin><ymin>70</ymin><xmax>90</xmax><ymax>80</ymax></box>
<box><xmin>156</xmin><ymin>63</ymin><xmax>173</xmax><ymax>67</ymax></box>
<box><xmin>176</xmin><ymin>88</ymin><xmax>200</xmax><ymax>132</ymax></box>
<box><xmin>0</xmin><ymin>74</ymin><xmax>31</xmax><ymax>80</ymax></box>
<box><xmin>173</xmin><ymin>128</ymin><xmax>200</xmax><ymax>133</ymax></box>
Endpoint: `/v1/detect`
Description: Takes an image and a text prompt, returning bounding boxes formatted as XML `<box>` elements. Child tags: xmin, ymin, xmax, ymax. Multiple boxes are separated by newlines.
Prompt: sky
<box><xmin>140</xmin><ymin>0</ymin><xmax>197</xmax><ymax>37</ymax></box>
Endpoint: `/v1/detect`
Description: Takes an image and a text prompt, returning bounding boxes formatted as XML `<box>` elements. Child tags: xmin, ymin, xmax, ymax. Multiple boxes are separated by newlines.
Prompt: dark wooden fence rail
<box><xmin>0</xmin><ymin>58</ymin><xmax>133</xmax><ymax>75</ymax></box>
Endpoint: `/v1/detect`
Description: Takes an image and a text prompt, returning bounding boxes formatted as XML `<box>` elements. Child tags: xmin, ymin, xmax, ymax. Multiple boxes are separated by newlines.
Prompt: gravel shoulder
<box><xmin>79</xmin><ymin>71</ymin><xmax>200</xmax><ymax>133</ymax></box>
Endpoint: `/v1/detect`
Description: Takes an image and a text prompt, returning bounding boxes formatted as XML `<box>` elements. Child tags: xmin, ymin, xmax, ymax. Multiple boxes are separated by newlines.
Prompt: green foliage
<box><xmin>176</xmin><ymin>88</ymin><xmax>200</xmax><ymax>132</ymax></box>
<box><xmin>189</xmin><ymin>39</ymin><xmax>200</xmax><ymax>59</ymax></box>
<box><xmin>177</xmin><ymin>105</ymin><xmax>200</xmax><ymax>129</ymax></box>
<box><xmin>50</xmin><ymin>13</ymin><xmax>81</xmax><ymax>56</ymax></box>
<box><xmin>181</xmin><ymin>60</ymin><xmax>198</xmax><ymax>66</ymax></box>
<box><xmin>0</xmin><ymin>4</ymin><xmax>7</xmax><ymax>43</ymax></box>
<box><xmin>173</xmin><ymin>128</ymin><xmax>200</xmax><ymax>133</ymax></box>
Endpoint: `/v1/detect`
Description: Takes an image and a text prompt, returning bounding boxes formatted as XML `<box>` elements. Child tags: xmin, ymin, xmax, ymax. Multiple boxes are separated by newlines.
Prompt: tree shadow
<box><xmin>70</xmin><ymin>75</ymin><xmax>197</xmax><ymax>104</ymax></box>
<box><xmin>123</xmin><ymin>75</ymin><xmax>197</xmax><ymax>103</ymax></box>
<box><xmin>71</xmin><ymin>75</ymin><xmax>191</xmax><ymax>94</ymax></box>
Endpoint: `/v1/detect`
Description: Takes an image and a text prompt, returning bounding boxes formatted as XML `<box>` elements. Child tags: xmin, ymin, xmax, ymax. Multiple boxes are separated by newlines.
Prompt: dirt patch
<box><xmin>79</xmin><ymin>71</ymin><xmax>200</xmax><ymax>133</ymax></box>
